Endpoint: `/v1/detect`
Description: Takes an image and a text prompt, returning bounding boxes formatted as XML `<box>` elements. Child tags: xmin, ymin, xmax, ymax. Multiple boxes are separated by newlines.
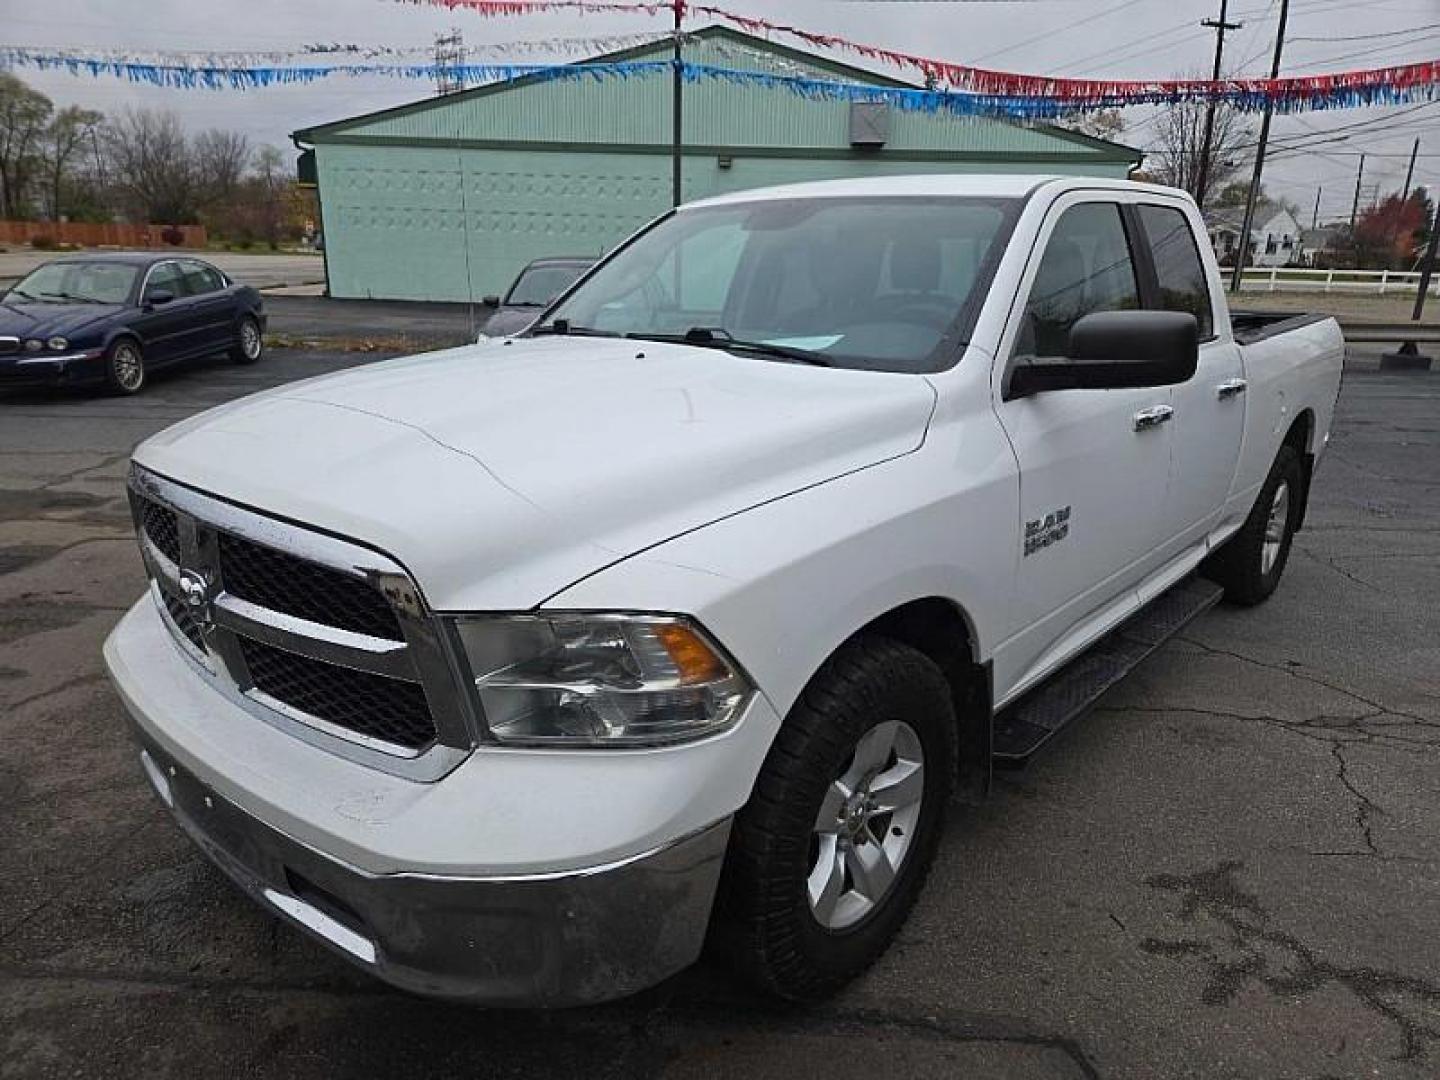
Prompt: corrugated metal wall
<box><xmin>310</xmin><ymin>32</ymin><xmax>1136</xmax><ymax>302</ymax></box>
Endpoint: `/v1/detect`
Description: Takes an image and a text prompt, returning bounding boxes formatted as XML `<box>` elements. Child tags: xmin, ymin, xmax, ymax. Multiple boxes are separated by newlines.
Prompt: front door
<box><xmin>133</xmin><ymin>261</ymin><xmax>194</xmax><ymax>364</ymax></box>
<box><xmin>992</xmin><ymin>198</ymin><xmax>1175</xmax><ymax>699</ymax></box>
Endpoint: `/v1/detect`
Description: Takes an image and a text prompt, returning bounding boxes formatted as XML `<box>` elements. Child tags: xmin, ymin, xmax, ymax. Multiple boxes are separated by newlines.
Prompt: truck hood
<box><xmin>134</xmin><ymin>337</ymin><xmax>936</xmax><ymax>610</ymax></box>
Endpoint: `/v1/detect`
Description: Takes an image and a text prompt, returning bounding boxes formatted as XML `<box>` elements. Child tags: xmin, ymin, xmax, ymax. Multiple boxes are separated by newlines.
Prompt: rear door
<box><xmin>1132</xmin><ymin>202</ymin><xmax>1245</xmax><ymax>550</ymax></box>
<box><xmin>179</xmin><ymin>260</ymin><xmax>235</xmax><ymax>353</ymax></box>
<box><xmin>992</xmin><ymin>196</ymin><xmax>1175</xmax><ymax>697</ymax></box>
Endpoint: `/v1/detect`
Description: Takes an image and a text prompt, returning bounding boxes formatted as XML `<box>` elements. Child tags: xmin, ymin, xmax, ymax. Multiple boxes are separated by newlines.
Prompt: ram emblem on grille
<box><xmin>178</xmin><ymin>569</ymin><xmax>213</xmax><ymax>626</ymax></box>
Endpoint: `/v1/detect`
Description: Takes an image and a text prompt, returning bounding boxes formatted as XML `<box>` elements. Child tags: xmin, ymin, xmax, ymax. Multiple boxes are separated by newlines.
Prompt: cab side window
<box><xmin>1137</xmin><ymin>204</ymin><xmax>1215</xmax><ymax>339</ymax></box>
<box><xmin>180</xmin><ymin>261</ymin><xmax>225</xmax><ymax>296</ymax></box>
<box><xmin>1013</xmin><ymin>202</ymin><xmax>1140</xmax><ymax>360</ymax></box>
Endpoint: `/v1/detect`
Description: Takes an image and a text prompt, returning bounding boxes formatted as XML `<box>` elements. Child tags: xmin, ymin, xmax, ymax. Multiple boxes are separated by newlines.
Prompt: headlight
<box><xmin>453</xmin><ymin>614</ymin><xmax>751</xmax><ymax>747</ymax></box>
<box><xmin>46</xmin><ymin>336</ymin><xmax>69</xmax><ymax>351</ymax></box>
<box><xmin>23</xmin><ymin>339</ymin><xmax>43</xmax><ymax>352</ymax></box>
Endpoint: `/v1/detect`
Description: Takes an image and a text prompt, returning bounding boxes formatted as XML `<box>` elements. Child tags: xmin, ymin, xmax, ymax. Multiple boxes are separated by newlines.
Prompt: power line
<box><xmin>965</xmin><ymin>0</ymin><xmax>1150</xmax><ymax>63</ymax></box>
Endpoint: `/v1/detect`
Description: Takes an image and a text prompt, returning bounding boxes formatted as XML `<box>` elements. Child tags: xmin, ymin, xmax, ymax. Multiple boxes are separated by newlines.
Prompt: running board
<box><xmin>992</xmin><ymin>576</ymin><xmax>1224</xmax><ymax>766</ymax></box>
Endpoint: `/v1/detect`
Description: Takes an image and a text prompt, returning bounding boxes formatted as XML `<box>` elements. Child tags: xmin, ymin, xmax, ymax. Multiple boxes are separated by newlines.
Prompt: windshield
<box><xmin>506</xmin><ymin>262</ymin><xmax>591</xmax><ymax>307</ymax></box>
<box><xmin>541</xmin><ymin>196</ymin><xmax>1018</xmax><ymax>373</ymax></box>
<box><xmin>10</xmin><ymin>261</ymin><xmax>138</xmax><ymax>305</ymax></box>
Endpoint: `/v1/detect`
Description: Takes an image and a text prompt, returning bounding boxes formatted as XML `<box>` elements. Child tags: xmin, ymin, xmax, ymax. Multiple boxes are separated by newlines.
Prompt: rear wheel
<box><xmin>104</xmin><ymin>339</ymin><xmax>145</xmax><ymax>395</ymax></box>
<box><xmin>229</xmin><ymin>315</ymin><xmax>263</xmax><ymax>365</ymax></box>
<box><xmin>1204</xmin><ymin>444</ymin><xmax>1304</xmax><ymax>605</ymax></box>
<box><xmin>715</xmin><ymin>636</ymin><xmax>957</xmax><ymax>1001</ymax></box>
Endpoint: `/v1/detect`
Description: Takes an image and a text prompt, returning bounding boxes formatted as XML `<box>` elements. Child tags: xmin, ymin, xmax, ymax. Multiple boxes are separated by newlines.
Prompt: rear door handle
<box><xmin>1133</xmin><ymin>404</ymin><xmax>1174</xmax><ymax>432</ymax></box>
<box><xmin>1217</xmin><ymin>378</ymin><xmax>1248</xmax><ymax>399</ymax></box>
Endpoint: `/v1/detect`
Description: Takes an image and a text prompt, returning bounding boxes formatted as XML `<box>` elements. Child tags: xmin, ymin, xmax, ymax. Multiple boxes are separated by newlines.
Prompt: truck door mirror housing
<box><xmin>1008</xmin><ymin>311</ymin><xmax>1199</xmax><ymax>399</ymax></box>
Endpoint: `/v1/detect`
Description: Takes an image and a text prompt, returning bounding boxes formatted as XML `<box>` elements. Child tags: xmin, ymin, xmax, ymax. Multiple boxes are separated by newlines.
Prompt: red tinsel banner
<box><xmin>684</xmin><ymin>5</ymin><xmax>1440</xmax><ymax>109</ymax></box>
<box><xmin>389</xmin><ymin>0</ymin><xmax>1440</xmax><ymax>112</ymax></box>
<box><xmin>395</xmin><ymin>1</ymin><xmax>675</xmax><ymax>15</ymax></box>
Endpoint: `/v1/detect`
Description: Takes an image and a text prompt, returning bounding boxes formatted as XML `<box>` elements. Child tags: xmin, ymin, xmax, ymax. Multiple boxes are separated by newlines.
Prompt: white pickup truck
<box><xmin>105</xmin><ymin>175</ymin><xmax>1343</xmax><ymax>1005</ymax></box>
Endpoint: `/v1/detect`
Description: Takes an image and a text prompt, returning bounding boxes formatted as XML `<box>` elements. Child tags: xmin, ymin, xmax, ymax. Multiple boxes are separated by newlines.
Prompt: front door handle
<box><xmin>1217</xmin><ymin>378</ymin><xmax>1248</xmax><ymax>400</ymax></box>
<box><xmin>1133</xmin><ymin>404</ymin><xmax>1174</xmax><ymax>432</ymax></box>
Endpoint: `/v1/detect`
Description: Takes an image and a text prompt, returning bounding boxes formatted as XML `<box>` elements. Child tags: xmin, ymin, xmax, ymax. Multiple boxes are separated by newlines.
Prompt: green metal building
<box><xmin>294</xmin><ymin>27</ymin><xmax>1140</xmax><ymax>302</ymax></box>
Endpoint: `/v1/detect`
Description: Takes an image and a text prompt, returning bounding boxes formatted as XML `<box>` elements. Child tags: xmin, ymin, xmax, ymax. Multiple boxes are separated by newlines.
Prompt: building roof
<box><xmin>1205</xmin><ymin>199</ymin><xmax>1297</xmax><ymax>233</ymax></box>
<box><xmin>292</xmin><ymin>25</ymin><xmax>1140</xmax><ymax>165</ymax></box>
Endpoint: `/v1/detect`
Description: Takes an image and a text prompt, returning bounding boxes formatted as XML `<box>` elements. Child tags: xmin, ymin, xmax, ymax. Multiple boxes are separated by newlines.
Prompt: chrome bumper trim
<box><xmin>132</xmin><ymin>729</ymin><xmax>731</xmax><ymax>1005</ymax></box>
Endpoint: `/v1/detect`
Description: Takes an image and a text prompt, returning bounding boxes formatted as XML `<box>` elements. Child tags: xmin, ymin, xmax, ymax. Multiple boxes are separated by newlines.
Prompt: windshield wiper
<box><xmin>44</xmin><ymin>291</ymin><xmax>104</xmax><ymax>304</ymax></box>
<box><xmin>628</xmin><ymin>326</ymin><xmax>832</xmax><ymax>367</ymax></box>
<box><xmin>530</xmin><ymin>319</ymin><xmax>622</xmax><ymax>338</ymax></box>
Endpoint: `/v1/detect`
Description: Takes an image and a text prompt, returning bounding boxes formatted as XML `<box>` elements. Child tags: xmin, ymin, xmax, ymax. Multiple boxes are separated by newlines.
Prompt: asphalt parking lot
<box><xmin>1</xmin><ymin>344</ymin><xmax>1437</xmax><ymax>1079</ymax></box>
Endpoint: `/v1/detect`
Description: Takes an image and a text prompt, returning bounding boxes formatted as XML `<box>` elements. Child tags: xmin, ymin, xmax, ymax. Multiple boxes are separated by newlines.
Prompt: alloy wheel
<box><xmin>807</xmin><ymin>719</ymin><xmax>925</xmax><ymax>931</ymax></box>
<box><xmin>1261</xmin><ymin>480</ymin><xmax>1290</xmax><ymax>575</ymax></box>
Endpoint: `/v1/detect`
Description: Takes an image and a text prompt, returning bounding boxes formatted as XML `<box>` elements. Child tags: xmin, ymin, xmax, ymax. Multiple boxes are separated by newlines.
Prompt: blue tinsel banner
<box><xmin>2</xmin><ymin>48</ymin><xmax>1437</xmax><ymax>118</ymax></box>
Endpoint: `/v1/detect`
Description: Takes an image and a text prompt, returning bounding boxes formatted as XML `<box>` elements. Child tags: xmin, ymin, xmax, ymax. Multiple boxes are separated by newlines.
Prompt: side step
<box><xmin>992</xmin><ymin>575</ymin><xmax>1224</xmax><ymax>766</ymax></box>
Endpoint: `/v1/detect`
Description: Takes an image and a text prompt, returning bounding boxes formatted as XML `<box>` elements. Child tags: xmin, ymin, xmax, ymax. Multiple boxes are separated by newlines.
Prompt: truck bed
<box><xmin>1230</xmin><ymin>310</ymin><xmax>1330</xmax><ymax>346</ymax></box>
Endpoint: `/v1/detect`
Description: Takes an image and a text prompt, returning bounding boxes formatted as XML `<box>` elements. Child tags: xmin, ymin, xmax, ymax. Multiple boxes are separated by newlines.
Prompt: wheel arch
<box><xmin>1282</xmin><ymin>409</ymin><xmax>1316</xmax><ymax>532</ymax></box>
<box><xmin>839</xmin><ymin>596</ymin><xmax>992</xmax><ymax>800</ymax></box>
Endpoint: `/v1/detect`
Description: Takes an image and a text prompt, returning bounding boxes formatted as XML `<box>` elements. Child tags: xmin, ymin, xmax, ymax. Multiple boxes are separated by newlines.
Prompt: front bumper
<box><xmin>0</xmin><ymin>350</ymin><xmax>103</xmax><ymax>388</ymax></box>
<box><xmin>104</xmin><ymin>599</ymin><xmax>740</xmax><ymax>1005</ymax></box>
<box><xmin>130</xmin><ymin>729</ymin><xmax>728</xmax><ymax>1004</ymax></box>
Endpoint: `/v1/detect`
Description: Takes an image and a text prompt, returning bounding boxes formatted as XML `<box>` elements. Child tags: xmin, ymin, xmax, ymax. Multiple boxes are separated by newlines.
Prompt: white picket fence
<box><xmin>1237</xmin><ymin>267</ymin><xmax>1440</xmax><ymax>296</ymax></box>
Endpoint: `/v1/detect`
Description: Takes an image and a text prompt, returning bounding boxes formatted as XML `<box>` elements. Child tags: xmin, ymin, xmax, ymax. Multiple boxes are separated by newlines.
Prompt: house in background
<box><xmin>1204</xmin><ymin>199</ymin><xmax>1305</xmax><ymax>267</ymax></box>
<box><xmin>293</xmin><ymin>25</ymin><xmax>1141</xmax><ymax>302</ymax></box>
<box><xmin>1300</xmin><ymin>223</ymin><xmax>1350</xmax><ymax>267</ymax></box>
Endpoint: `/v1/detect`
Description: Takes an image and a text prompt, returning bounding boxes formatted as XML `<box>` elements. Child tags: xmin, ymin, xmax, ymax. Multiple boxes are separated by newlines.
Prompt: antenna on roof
<box><xmin>434</xmin><ymin>29</ymin><xmax>466</xmax><ymax>97</ymax></box>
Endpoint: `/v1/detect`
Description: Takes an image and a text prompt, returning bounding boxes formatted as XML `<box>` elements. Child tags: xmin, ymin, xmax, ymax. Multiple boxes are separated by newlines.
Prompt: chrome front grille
<box><xmin>128</xmin><ymin>466</ymin><xmax>472</xmax><ymax>780</ymax></box>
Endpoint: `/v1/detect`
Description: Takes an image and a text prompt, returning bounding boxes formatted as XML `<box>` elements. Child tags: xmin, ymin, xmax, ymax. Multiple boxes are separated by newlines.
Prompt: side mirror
<box><xmin>146</xmin><ymin>289</ymin><xmax>175</xmax><ymax>308</ymax></box>
<box><xmin>481</xmin><ymin>295</ymin><xmax>501</xmax><ymax>308</ymax></box>
<box><xmin>1008</xmin><ymin>311</ymin><xmax>1198</xmax><ymax>399</ymax></box>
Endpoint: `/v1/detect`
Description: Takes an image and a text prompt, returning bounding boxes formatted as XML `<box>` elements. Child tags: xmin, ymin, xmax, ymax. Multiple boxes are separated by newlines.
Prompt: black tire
<box><xmin>1204</xmin><ymin>444</ymin><xmax>1304</xmax><ymax>606</ymax></box>
<box><xmin>714</xmin><ymin>635</ymin><xmax>958</xmax><ymax>1001</ymax></box>
<box><xmin>103</xmin><ymin>338</ymin><xmax>145</xmax><ymax>395</ymax></box>
<box><xmin>229</xmin><ymin>315</ymin><xmax>264</xmax><ymax>365</ymax></box>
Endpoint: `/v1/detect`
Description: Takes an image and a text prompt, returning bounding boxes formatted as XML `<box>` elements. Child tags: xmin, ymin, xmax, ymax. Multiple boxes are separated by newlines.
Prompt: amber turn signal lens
<box><xmin>655</xmin><ymin>623</ymin><xmax>728</xmax><ymax>684</ymax></box>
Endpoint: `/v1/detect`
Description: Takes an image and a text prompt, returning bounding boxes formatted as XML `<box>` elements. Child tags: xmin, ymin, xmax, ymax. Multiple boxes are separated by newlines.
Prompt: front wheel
<box><xmin>229</xmin><ymin>315</ymin><xmax>263</xmax><ymax>365</ymax></box>
<box><xmin>104</xmin><ymin>338</ymin><xmax>145</xmax><ymax>395</ymax></box>
<box><xmin>714</xmin><ymin>636</ymin><xmax>957</xmax><ymax>1001</ymax></box>
<box><xmin>1204</xmin><ymin>444</ymin><xmax>1304</xmax><ymax>605</ymax></box>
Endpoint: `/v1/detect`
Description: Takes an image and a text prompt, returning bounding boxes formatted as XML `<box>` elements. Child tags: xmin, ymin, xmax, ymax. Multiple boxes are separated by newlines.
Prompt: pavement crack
<box><xmin>1175</xmin><ymin>636</ymin><xmax>1437</xmax><ymax>726</ymax></box>
<box><xmin>1330</xmin><ymin>742</ymin><xmax>1380</xmax><ymax>854</ymax></box>
<box><xmin>1142</xmin><ymin>860</ymin><xmax>1440</xmax><ymax>1062</ymax></box>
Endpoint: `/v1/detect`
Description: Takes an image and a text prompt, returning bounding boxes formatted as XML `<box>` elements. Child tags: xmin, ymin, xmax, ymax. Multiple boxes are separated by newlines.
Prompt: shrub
<box><xmin>160</xmin><ymin>225</ymin><xmax>185</xmax><ymax>246</ymax></box>
<box><xmin>30</xmin><ymin>235</ymin><xmax>57</xmax><ymax>250</ymax></box>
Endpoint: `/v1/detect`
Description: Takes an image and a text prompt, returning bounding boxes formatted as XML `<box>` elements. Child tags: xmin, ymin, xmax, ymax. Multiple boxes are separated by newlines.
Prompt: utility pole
<box><xmin>433</xmin><ymin>30</ymin><xmax>465</xmax><ymax>96</ymax></box>
<box><xmin>1350</xmin><ymin>153</ymin><xmax>1366</xmax><ymax>229</ymax></box>
<box><xmin>1230</xmin><ymin>0</ymin><xmax>1289</xmax><ymax>292</ymax></box>
<box><xmin>1311</xmin><ymin>187</ymin><xmax>1321</xmax><ymax>230</ymax></box>
<box><xmin>1413</xmin><ymin>203</ymin><xmax>1439</xmax><ymax>321</ymax></box>
<box><xmin>1401</xmin><ymin>137</ymin><xmax>1420</xmax><ymax>204</ymax></box>
<box><xmin>1197</xmin><ymin>0</ymin><xmax>1242</xmax><ymax>210</ymax></box>
<box><xmin>671</xmin><ymin>0</ymin><xmax>683</xmax><ymax>207</ymax></box>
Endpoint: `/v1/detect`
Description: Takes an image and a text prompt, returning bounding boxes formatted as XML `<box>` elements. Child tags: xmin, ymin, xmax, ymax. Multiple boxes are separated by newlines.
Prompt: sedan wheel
<box><xmin>230</xmin><ymin>316</ymin><xmax>264</xmax><ymax>365</ymax></box>
<box><xmin>105</xmin><ymin>340</ymin><xmax>145</xmax><ymax>395</ymax></box>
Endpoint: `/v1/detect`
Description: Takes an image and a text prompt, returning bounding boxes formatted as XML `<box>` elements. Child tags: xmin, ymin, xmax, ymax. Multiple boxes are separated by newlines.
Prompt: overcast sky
<box><xmin>8</xmin><ymin>0</ymin><xmax>1440</xmax><ymax>223</ymax></box>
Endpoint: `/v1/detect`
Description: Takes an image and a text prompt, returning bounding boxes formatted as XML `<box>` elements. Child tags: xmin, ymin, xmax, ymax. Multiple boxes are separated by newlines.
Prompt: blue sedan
<box><xmin>0</xmin><ymin>253</ymin><xmax>266</xmax><ymax>394</ymax></box>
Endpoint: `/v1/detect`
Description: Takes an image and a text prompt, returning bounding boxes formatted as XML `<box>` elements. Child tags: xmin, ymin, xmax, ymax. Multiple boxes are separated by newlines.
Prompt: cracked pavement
<box><xmin>1</xmin><ymin>347</ymin><xmax>1437</xmax><ymax>1078</ymax></box>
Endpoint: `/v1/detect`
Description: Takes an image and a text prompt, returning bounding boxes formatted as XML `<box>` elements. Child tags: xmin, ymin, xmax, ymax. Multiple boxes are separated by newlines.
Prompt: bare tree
<box><xmin>1148</xmin><ymin>101</ymin><xmax>1253</xmax><ymax>211</ymax></box>
<box><xmin>0</xmin><ymin>73</ymin><xmax>54</xmax><ymax>218</ymax></box>
<box><xmin>194</xmin><ymin>128</ymin><xmax>250</xmax><ymax>209</ymax></box>
<box><xmin>1057</xmin><ymin>110</ymin><xmax>1127</xmax><ymax>144</ymax></box>
<box><xmin>105</xmin><ymin>108</ymin><xmax>197</xmax><ymax>223</ymax></box>
<box><xmin>39</xmin><ymin>105</ymin><xmax>104</xmax><ymax>221</ymax></box>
